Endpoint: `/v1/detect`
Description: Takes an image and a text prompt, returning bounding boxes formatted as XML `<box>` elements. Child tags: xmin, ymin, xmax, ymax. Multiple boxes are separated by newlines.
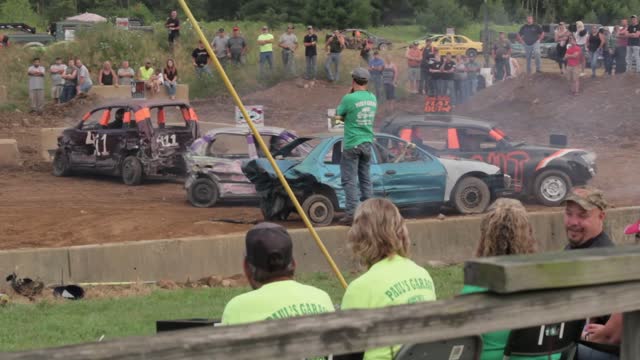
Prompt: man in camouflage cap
<box><xmin>562</xmin><ymin>186</ymin><xmax>614</xmax><ymax>250</ymax></box>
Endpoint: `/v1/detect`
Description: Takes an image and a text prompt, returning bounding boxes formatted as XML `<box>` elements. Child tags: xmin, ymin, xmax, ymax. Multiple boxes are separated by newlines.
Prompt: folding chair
<box><xmin>503</xmin><ymin>319</ymin><xmax>585</xmax><ymax>360</ymax></box>
<box><xmin>394</xmin><ymin>335</ymin><xmax>482</xmax><ymax>360</ymax></box>
<box><xmin>155</xmin><ymin>318</ymin><xmax>219</xmax><ymax>333</ymax></box>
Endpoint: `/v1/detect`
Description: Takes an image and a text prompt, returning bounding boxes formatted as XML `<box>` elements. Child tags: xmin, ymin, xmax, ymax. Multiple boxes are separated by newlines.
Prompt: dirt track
<box><xmin>1</xmin><ymin>70</ymin><xmax>639</xmax><ymax>251</ymax></box>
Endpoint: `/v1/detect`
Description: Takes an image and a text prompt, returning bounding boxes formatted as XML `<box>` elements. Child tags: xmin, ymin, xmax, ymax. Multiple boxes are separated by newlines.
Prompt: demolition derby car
<box><xmin>243</xmin><ymin>134</ymin><xmax>510</xmax><ymax>226</ymax></box>
<box><xmin>184</xmin><ymin>126</ymin><xmax>306</xmax><ymax>207</ymax></box>
<box><xmin>53</xmin><ymin>100</ymin><xmax>200</xmax><ymax>185</ymax></box>
<box><xmin>380</xmin><ymin>114</ymin><xmax>597</xmax><ymax>206</ymax></box>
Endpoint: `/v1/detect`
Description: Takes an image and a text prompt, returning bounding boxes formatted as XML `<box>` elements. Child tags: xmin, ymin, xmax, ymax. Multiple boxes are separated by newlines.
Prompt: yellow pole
<box><xmin>177</xmin><ymin>0</ymin><xmax>348</xmax><ymax>289</ymax></box>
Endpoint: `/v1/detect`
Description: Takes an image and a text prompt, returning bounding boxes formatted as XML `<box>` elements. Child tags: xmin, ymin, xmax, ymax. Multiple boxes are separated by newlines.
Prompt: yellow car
<box><xmin>417</xmin><ymin>34</ymin><xmax>483</xmax><ymax>57</ymax></box>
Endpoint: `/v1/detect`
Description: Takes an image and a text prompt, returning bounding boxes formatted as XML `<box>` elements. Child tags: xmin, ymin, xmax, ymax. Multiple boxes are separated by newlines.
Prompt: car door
<box><xmin>95</xmin><ymin>107</ymin><xmax>131</xmax><ymax>171</ymax></box>
<box><xmin>375</xmin><ymin>135</ymin><xmax>446</xmax><ymax>206</ymax></box>
<box><xmin>453</xmin><ymin>35</ymin><xmax>469</xmax><ymax>55</ymax></box>
<box><xmin>68</xmin><ymin>109</ymin><xmax>108</xmax><ymax>167</ymax></box>
<box><xmin>437</xmin><ymin>35</ymin><xmax>455</xmax><ymax>54</ymax></box>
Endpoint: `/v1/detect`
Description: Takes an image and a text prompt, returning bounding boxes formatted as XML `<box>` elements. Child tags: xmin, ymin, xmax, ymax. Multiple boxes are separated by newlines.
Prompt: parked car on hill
<box><xmin>380</xmin><ymin>114</ymin><xmax>597</xmax><ymax>206</ymax></box>
<box><xmin>242</xmin><ymin>134</ymin><xmax>509</xmax><ymax>226</ymax></box>
<box><xmin>184</xmin><ymin>126</ymin><xmax>305</xmax><ymax>207</ymax></box>
<box><xmin>417</xmin><ymin>34</ymin><xmax>483</xmax><ymax>57</ymax></box>
<box><xmin>338</xmin><ymin>29</ymin><xmax>393</xmax><ymax>51</ymax></box>
<box><xmin>53</xmin><ymin>100</ymin><xmax>200</xmax><ymax>185</ymax></box>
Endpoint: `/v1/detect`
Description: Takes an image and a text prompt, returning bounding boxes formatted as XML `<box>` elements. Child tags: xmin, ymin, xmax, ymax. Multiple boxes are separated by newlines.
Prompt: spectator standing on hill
<box><xmin>98</xmin><ymin>61</ymin><xmax>117</xmax><ymax>86</ymax></box>
<box><xmin>440</xmin><ymin>53</ymin><xmax>456</xmax><ymax>103</ymax></box>
<box><xmin>165</xmin><ymin>10</ymin><xmax>180</xmax><ymax>47</ymax></box>
<box><xmin>117</xmin><ymin>61</ymin><xmax>135</xmax><ymax>86</ymax></box>
<box><xmin>303</xmin><ymin>26</ymin><xmax>318</xmax><ymax>82</ymax></box>
<box><xmin>405</xmin><ymin>42</ymin><xmax>422</xmax><ymax>94</ymax></box>
<box><xmin>419</xmin><ymin>38</ymin><xmax>436</xmax><ymax>95</ymax></box>
<box><xmin>163</xmin><ymin>59</ymin><xmax>178</xmax><ymax>100</ymax></box>
<box><xmin>517</xmin><ymin>15</ymin><xmax>544</xmax><ymax>75</ymax></box>
<box><xmin>138</xmin><ymin>59</ymin><xmax>154</xmax><ymax>90</ymax></box>
<box><xmin>360</xmin><ymin>39</ymin><xmax>373</xmax><ymax>64</ymax></box>
<box><xmin>368</xmin><ymin>51</ymin><xmax>385</xmax><ymax>104</ymax></box>
<box><xmin>49</xmin><ymin>57</ymin><xmax>66</xmax><ymax>104</ymax></box>
<box><xmin>341</xmin><ymin>198</ymin><xmax>436</xmax><ymax>360</ymax></box>
<box><xmin>257</xmin><ymin>26</ymin><xmax>275</xmax><ymax>79</ymax></box>
<box><xmin>565</xmin><ymin>35</ymin><xmax>582</xmax><ymax>95</ymax></box>
<box><xmin>587</xmin><ymin>26</ymin><xmax>606</xmax><ymax>78</ymax></box>
<box><xmin>334</xmin><ymin>68</ymin><xmax>376</xmax><ymax>225</ymax></box>
<box><xmin>493</xmin><ymin>31</ymin><xmax>511</xmax><ymax>81</ymax></box>
<box><xmin>461</xmin><ymin>199</ymin><xmax>564</xmax><ymax>360</ymax></box>
<box><xmin>75</xmin><ymin>58</ymin><xmax>92</xmax><ymax>95</ymax></box>
<box><xmin>428</xmin><ymin>51</ymin><xmax>442</xmax><ymax>96</ymax></box>
<box><xmin>192</xmin><ymin>41</ymin><xmax>212</xmax><ymax>78</ymax></box>
<box><xmin>454</xmin><ymin>55</ymin><xmax>468</xmax><ymax>104</ymax></box>
<box><xmin>28</xmin><ymin>57</ymin><xmax>45</xmax><ymax>113</ymax></box>
<box><xmin>227</xmin><ymin>26</ymin><xmax>247</xmax><ymax>65</ymax></box>
<box><xmin>60</xmin><ymin>59</ymin><xmax>77</xmax><ymax>103</ymax></box>
<box><xmin>279</xmin><ymin>24</ymin><xmax>298</xmax><ymax>76</ymax></box>
<box><xmin>555</xmin><ymin>22</ymin><xmax>571</xmax><ymax>74</ymax></box>
<box><xmin>615</xmin><ymin>19</ymin><xmax>628</xmax><ymax>73</ymax></box>
<box><xmin>382</xmin><ymin>55</ymin><xmax>398</xmax><ymax>112</ymax></box>
<box><xmin>627</xmin><ymin>15</ymin><xmax>640</xmax><ymax>73</ymax></box>
<box><xmin>574</xmin><ymin>21</ymin><xmax>589</xmax><ymax>76</ymax></box>
<box><xmin>221</xmin><ymin>222</ymin><xmax>334</xmax><ymax>325</ymax></box>
<box><xmin>212</xmin><ymin>28</ymin><xmax>230</xmax><ymax>68</ymax></box>
<box><xmin>604</xmin><ymin>27</ymin><xmax>616</xmax><ymax>76</ymax></box>
<box><xmin>466</xmin><ymin>53</ymin><xmax>481</xmax><ymax>94</ymax></box>
<box><xmin>0</xmin><ymin>34</ymin><xmax>9</xmax><ymax>48</ymax></box>
<box><xmin>325</xmin><ymin>30</ymin><xmax>345</xmax><ymax>82</ymax></box>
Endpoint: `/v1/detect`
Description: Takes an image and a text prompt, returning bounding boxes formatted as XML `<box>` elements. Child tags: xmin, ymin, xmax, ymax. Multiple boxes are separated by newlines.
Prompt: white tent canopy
<box><xmin>65</xmin><ymin>12</ymin><xmax>107</xmax><ymax>23</ymax></box>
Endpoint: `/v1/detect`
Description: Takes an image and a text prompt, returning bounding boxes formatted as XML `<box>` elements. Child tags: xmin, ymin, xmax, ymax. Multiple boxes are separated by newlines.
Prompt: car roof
<box><xmin>381</xmin><ymin>113</ymin><xmax>496</xmax><ymax>131</ymax></box>
<box><xmin>90</xmin><ymin>99</ymin><xmax>191</xmax><ymax>111</ymax></box>
<box><xmin>203</xmin><ymin>126</ymin><xmax>289</xmax><ymax>138</ymax></box>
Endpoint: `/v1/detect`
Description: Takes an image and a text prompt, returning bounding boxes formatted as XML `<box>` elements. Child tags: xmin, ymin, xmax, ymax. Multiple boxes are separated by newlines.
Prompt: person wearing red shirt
<box><xmin>564</xmin><ymin>36</ymin><xmax>582</xmax><ymax>95</ymax></box>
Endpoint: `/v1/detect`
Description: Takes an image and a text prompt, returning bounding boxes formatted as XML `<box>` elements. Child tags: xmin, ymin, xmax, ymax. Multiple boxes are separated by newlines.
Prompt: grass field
<box><xmin>0</xmin><ymin>265</ymin><xmax>462</xmax><ymax>352</ymax></box>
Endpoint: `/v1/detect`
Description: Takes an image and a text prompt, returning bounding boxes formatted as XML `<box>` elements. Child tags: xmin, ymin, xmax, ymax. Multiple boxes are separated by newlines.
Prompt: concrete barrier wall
<box><xmin>40</xmin><ymin>128</ymin><xmax>66</xmax><ymax>161</ymax></box>
<box><xmin>1</xmin><ymin>207</ymin><xmax>638</xmax><ymax>284</ymax></box>
<box><xmin>91</xmin><ymin>85</ymin><xmax>189</xmax><ymax>101</ymax></box>
<box><xmin>0</xmin><ymin>139</ymin><xmax>20</xmax><ymax>167</ymax></box>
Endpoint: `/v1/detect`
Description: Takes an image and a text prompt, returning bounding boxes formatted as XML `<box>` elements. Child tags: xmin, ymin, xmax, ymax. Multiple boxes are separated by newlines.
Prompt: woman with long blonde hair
<box><xmin>341</xmin><ymin>198</ymin><xmax>436</xmax><ymax>360</ymax></box>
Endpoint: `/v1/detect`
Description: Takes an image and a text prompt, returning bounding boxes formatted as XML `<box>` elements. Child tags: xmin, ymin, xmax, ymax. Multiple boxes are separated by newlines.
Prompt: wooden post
<box><xmin>622</xmin><ymin>311</ymin><xmax>640</xmax><ymax>360</ymax></box>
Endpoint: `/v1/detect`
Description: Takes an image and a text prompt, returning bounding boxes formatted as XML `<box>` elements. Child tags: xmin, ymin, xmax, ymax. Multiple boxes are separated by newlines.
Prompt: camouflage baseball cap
<box><xmin>563</xmin><ymin>186</ymin><xmax>608</xmax><ymax>211</ymax></box>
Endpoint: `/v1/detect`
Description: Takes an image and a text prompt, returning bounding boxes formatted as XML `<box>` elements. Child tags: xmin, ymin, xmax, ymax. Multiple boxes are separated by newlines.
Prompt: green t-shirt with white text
<box><xmin>341</xmin><ymin>256</ymin><xmax>436</xmax><ymax>360</ymax></box>
<box><xmin>221</xmin><ymin>280</ymin><xmax>334</xmax><ymax>325</ymax></box>
<box><xmin>336</xmin><ymin>90</ymin><xmax>377</xmax><ymax>150</ymax></box>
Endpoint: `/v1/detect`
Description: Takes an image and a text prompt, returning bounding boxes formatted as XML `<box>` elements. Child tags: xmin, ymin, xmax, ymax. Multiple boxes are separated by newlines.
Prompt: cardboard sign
<box><xmin>235</xmin><ymin>105</ymin><xmax>264</xmax><ymax>127</ymax></box>
<box><xmin>446</xmin><ymin>27</ymin><xmax>456</xmax><ymax>35</ymax></box>
<box><xmin>327</xmin><ymin>108</ymin><xmax>344</xmax><ymax>132</ymax></box>
<box><xmin>424</xmin><ymin>96</ymin><xmax>452</xmax><ymax>113</ymax></box>
<box><xmin>116</xmin><ymin>18</ymin><xmax>130</xmax><ymax>30</ymax></box>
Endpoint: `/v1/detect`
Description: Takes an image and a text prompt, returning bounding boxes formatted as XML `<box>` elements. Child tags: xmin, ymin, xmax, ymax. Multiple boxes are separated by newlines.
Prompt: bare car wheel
<box><xmin>452</xmin><ymin>176</ymin><xmax>491</xmax><ymax>214</ymax></box>
<box><xmin>121</xmin><ymin>156</ymin><xmax>143</xmax><ymax>186</ymax></box>
<box><xmin>187</xmin><ymin>178</ymin><xmax>219</xmax><ymax>208</ymax></box>
<box><xmin>466</xmin><ymin>48</ymin><xmax>478</xmax><ymax>57</ymax></box>
<box><xmin>302</xmin><ymin>194</ymin><xmax>335</xmax><ymax>227</ymax></box>
<box><xmin>52</xmin><ymin>150</ymin><xmax>72</xmax><ymax>177</ymax></box>
<box><xmin>534</xmin><ymin>169</ymin><xmax>571</xmax><ymax>207</ymax></box>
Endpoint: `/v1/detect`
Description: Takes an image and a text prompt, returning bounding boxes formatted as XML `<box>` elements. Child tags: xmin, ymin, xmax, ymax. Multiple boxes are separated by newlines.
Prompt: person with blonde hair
<box><xmin>341</xmin><ymin>198</ymin><xmax>436</xmax><ymax>360</ymax></box>
<box><xmin>462</xmin><ymin>198</ymin><xmax>562</xmax><ymax>360</ymax></box>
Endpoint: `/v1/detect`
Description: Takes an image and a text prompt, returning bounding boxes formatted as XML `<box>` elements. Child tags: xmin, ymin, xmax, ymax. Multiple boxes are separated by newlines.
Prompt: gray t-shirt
<box><xmin>77</xmin><ymin>65</ymin><xmax>93</xmax><ymax>85</ymax></box>
<box><xmin>50</xmin><ymin>64</ymin><xmax>67</xmax><ymax>86</ymax></box>
<box><xmin>28</xmin><ymin>65</ymin><xmax>45</xmax><ymax>90</ymax></box>
<box><xmin>279</xmin><ymin>33</ymin><xmax>298</xmax><ymax>50</ymax></box>
<box><xmin>117</xmin><ymin>67</ymin><xmax>135</xmax><ymax>85</ymax></box>
<box><xmin>227</xmin><ymin>36</ymin><xmax>246</xmax><ymax>54</ymax></box>
<box><xmin>212</xmin><ymin>35</ymin><xmax>229</xmax><ymax>58</ymax></box>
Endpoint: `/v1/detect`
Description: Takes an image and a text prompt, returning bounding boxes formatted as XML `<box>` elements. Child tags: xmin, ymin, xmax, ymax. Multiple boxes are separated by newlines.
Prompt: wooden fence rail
<box><xmin>5</xmin><ymin>247</ymin><xmax>640</xmax><ymax>360</ymax></box>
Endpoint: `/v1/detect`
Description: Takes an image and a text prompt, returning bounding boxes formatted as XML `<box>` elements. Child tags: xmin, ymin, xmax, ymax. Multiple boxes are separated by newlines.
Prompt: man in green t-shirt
<box><xmin>257</xmin><ymin>26</ymin><xmax>274</xmax><ymax>79</ymax></box>
<box><xmin>335</xmin><ymin>67</ymin><xmax>377</xmax><ymax>225</ymax></box>
<box><xmin>221</xmin><ymin>222</ymin><xmax>334</xmax><ymax>325</ymax></box>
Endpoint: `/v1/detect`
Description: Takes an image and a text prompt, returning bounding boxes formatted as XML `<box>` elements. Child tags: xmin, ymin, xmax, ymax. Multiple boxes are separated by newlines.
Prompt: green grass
<box><xmin>0</xmin><ymin>265</ymin><xmax>462</xmax><ymax>352</ymax></box>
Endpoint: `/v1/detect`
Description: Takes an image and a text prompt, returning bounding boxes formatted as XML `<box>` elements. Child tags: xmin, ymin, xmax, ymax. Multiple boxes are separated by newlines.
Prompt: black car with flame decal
<box><xmin>380</xmin><ymin>114</ymin><xmax>596</xmax><ymax>206</ymax></box>
<box><xmin>52</xmin><ymin>100</ymin><xmax>199</xmax><ymax>185</ymax></box>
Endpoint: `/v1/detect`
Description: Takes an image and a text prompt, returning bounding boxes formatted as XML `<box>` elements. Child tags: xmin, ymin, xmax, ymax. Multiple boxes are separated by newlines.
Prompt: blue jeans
<box><xmin>305</xmin><ymin>55</ymin><xmax>317</xmax><ymax>80</ymax></box>
<box><xmin>524</xmin><ymin>42</ymin><xmax>541</xmax><ymax>74</ymax></box>
<box><xmin>371</xmin><ymin>73</ymin><xmax>384</xmax><ymax>104</ymax></box>
<box><xmin>282</xmin><ymin>49</ymin><xmax>295</xmax><ymax>76</ymax></box>
<box><xmin>195</xmin><ymin>65</ymin><xmax>212</xmax><ymax>78</ymax></box>
<box><xmin>164</xmin><ymin>81</ymin><xmax>177</xmax><ymax>96</ymax></box>
<box><xmin>259</xmin><ymin>51</ymin><xmax>273</xmax><ymax>78</ymax></box>
<box><xmin>340</xmin><ymin>142</ymin><xmax>373</xmax><ymax>216</ymax></box>
<box><xmin>629</xmin><ymin>45</ymin><xmax>640</xmax><ymax>72</ymax></box>
<box><xmin>589</xmin><ymin>50</ymin><xmax>600</xmax><ymax>76</ymax></box>
<box><xmin>60</xmin><ymin>85</ymin><xmax>76</xmax><ymax>103</ymax></box>
<box><xmin>576</xmin><ymin>344</ymin><xmax>618</xmax><ymax>360</ymax></box>
<box><xmin>79</xmin><ymin>81</ymin><xmax>92</xmax><ymax>94</ymax></box>
<box><xmin>325</xmin><ymin>52</ymin><xmax>341</xmax><ymax>81</ymax></box>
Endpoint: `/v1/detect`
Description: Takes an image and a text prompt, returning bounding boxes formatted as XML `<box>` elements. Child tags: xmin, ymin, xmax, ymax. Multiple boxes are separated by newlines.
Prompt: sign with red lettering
<box><xmin>424</xmin><ymin>96</ymin><xmax>452</xmax><ymax>113</ymax></box>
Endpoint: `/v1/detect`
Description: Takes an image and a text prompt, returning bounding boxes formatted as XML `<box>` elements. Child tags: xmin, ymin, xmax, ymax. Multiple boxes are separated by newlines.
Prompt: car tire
<box><xmin>121</xmin><ymin>155</ymin><xmax>144</xmax><ymax>186</ymax></box>
<box><xmin>52</xmin><ymin>150</ymin><xmax>72</xmax><ymax>177</ymax></box>
<box><xmin>452</xmin><ymin>176</ymin><xmax>491</xmax><ymax>214</ymax></box>
<box><xmin>187</xmin><ymin>178</ymin><xmax>219</xmax><ymax>208</ymax></box>
<box><xmin>534</xmin><ymin>169</ymin><xmax>571</xmax><ymax>207</ymax></box>
<box><xmin>302</xmin><ymin>194</ymin><xmax>335</xmax><ymax>227</ymax></box>
<box><xmin>466</xmin><ymin>48</ymin><xmax>478</xmax><ymax>58</ymax></box>
<box><xmin>378</xmin><ymin>43</ymin><xmax>388</xmax><ymax>51</ymax></box>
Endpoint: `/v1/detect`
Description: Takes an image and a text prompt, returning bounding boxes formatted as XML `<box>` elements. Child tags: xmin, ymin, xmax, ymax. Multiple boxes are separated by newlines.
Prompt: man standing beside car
<box><xmin>517</xmin><ymin>15</ymin><xmax>544</xmax><ymax>75</ymax></box>
<box><xmin>334</xmin><ymin>68</ymin><xmax>377</xmax><ymax>225</ymax></box>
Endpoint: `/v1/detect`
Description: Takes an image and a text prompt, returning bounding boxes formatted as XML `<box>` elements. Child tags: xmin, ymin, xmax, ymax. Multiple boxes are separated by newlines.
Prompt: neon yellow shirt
<box><xmin>139</xmin><ymin>66</ymin><xmax>154</xmax><ymax>81</ymax></box>
<box><xmin>341</xmin><ymin>255</ymin><xmax>436</xmax><ymax>360</ymax></box>
<box><xmin>221</xmin><ymin>280</ymin><xmax>334</xmax><ymax>325</ymax></box>
<box><xmin>258</xmin><ymin>33</ymin><xmax>274</xmax><ymax>53</ymax></box>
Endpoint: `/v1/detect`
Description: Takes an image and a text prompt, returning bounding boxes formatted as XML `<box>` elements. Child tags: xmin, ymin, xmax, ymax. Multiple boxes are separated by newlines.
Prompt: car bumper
<box><xmin>487</xmin><ymin>173</ymin><xmax>512</xmax><ymax>196</ymax></box>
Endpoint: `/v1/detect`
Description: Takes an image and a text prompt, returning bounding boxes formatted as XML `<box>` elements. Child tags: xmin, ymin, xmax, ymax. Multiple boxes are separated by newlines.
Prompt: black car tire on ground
<box><xmin>466</xmin><ymin>48</ymin><xmax>478</xmax><ymax>58</ymax></box>
<box><xmin>121</xmin><ymin>156</ymin><xmax>144</xmax><ymax>186</ymax></box>
<box><xmin>302</xmin><ymin>194</ymin><xmax>335</xmax><ymax>227</ymax></box>
<box><xmin>52</xmin><ymin>150</ymin><xmax>72</xmax><ymax>177</ymax></box>
<box><xmin>187</xmin><ymin>178</ymin><xmax>219</xmax><ymax>208</ymax></box>
<box><xmin>452</xmin><ymin>176</ymin><xmax>491</xmax><ymax>214</ymax></box>
<box><xmin>533</xmin><ymin>169</ymin><xmax>572</xmax><ymax>207</ymax></box>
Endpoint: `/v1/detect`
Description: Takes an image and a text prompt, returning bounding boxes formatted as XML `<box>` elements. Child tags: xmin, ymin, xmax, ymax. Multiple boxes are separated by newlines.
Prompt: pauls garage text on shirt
<box><xmin>266</xmin><ymin>302</ymin><xmax>331</xmax><ymax>320</ymax></box>
<box><xmin>384</xmin><ymin>277</ymin><xmax>434</xmax><ymax>302</ymax></box>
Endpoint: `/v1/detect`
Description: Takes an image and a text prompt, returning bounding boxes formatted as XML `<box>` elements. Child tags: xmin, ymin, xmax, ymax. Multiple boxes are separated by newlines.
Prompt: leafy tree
<box><xmin>417</xmin><ymin>0</ymin><xmax>471</xmax><ymax>33</ymax></box>
<box><xmin>45</xmin><ymin>0</ymin><xmax>76</xmax><ymax>22</ymax></box>
<box><xmin>0</xmin><ymin>0</ymin><xmax>42</xmax><ymax>25</ymax></box>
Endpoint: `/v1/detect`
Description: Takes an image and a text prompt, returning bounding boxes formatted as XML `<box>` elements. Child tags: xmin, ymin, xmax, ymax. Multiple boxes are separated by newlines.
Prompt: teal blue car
<box><xmin>243</xmin><ymin>134</ymin><xmax>509</xmax><ymax>226</ymax></box>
